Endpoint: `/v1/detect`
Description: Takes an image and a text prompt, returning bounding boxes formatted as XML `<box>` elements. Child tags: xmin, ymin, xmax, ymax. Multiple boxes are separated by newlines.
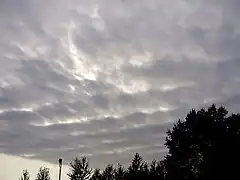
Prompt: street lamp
<box><xmin>58</xmin><ymin>158</ymin><xmax>63</xmax><ymax>180</ymax></box>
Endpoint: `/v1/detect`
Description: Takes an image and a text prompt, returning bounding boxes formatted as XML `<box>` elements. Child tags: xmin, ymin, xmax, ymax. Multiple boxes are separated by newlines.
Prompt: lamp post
<box><xmin>58</xmin><ymin>158</ymin><xmax>63</xmax><ymax>180</ymax></box>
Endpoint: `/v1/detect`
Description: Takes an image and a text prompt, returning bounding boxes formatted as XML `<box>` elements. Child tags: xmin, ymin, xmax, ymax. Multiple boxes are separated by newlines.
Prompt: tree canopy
<box><xmin>35</xmin><ymin>167</ymin><xmax>51</xmax><ymax>180</ymax></box>
<box><xmin>164</xmin><ymin>105</ymin><xmax>240</xmax><ymax>180</ymax></box>
<box><xmin>68</xmin><ymin>157</ymin><xmax>92</xmax><ymax>180</ymax></box>
<box><xmin>19</xmin><ymin>169</ymin><xmax>30</xmax><ymax>180</ymax></box>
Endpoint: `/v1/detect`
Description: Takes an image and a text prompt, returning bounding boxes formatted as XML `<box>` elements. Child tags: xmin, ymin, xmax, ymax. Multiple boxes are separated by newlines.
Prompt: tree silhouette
<box><xmin>19</xmin><ymin>169</ymin><xmax>30</xmax><ymax>180</ymax></box>
<box><xmin>35</xmin><ymin>167</ymin><xmax>51</xmax><ymax>180</ymax></box>
<box><xmin>114</xmin><ymin>164</ymin><xmax>126</xmax><ymax>180</ymax></box>
<box><xmin>128</xmin><ymin>153</ymin><xmax>144</xmax><ymax>172</ymax></box>
<box><xmin>163</xmin><ymin>105</ymin><xmax>240</xmax><ymax>180</ymax></box>
<box><xmin>148</xmin><ymin>160</ymin><xmax>165</xmax><ymax>180</ymax></box>
<box><xmin>68</xmin><ymin>157</ymin><xmax>92</xmax><ymax>180</ymax></box>
<box><xmin>127</xmin><ymin>153</ymin><xmax>149</xmax><ymax>180</ymax></box>
<box><xmin>90</xmin><ymin>169</ymin><xmax>102</xmax><ymax>180</ymax></box>
<box><xmin>101</xmin><ymin>164</ymin><xmax>115</xmax><ymax>180</ymax></box>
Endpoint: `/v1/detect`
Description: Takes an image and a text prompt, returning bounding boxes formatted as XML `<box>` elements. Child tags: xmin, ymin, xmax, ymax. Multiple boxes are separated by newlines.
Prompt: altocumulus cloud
<box><xmin>0</xmin><ymin>0</ymin><xmax>240</xmax><ymax>174</ymax></box>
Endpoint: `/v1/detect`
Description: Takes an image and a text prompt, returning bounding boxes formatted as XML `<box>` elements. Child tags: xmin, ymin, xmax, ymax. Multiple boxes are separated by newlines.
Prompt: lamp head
<box><xmin>58</xmin><ymin>158</ymin><xmax>63</xmax><ymax>167</ymax></box>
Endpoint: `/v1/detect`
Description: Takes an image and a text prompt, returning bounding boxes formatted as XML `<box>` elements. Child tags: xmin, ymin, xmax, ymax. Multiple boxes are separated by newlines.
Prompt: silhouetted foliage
<box><xmin>128</xmin><ymin>153</ymin><xmax>143</xmax><ymax>172</ymax></box>
<box><xmin>126</xmin><ymin>153</ymin><xmax>149</xmax><ymax>180</ymax></box>
<box><xmin>101</xmin><ymin>164</ymin><xmax>115</xmax><ymax>180</ymax></box>
<box><xmin>68</xmin><ymin>157</ymin><xmax>92</xmax><ymax>180</ymax></box>
<box><xmin>164</xmin><ymin>105</ymin><xmax>240</xmax><ymax>180</ymax></box>
<box><xmin>114</xmin><ymin>164</ymin><xmax>126</xmax><ymax>180</ymax></box>
<box><xmin>148</xmin><ymin>160</ymin><xmax>165</xmax><ymax>180</ymax></box>
<box><xmin>19</xmin><ymin>169</ymin><xmax>30</xmax><ymax>180</ymax></box>
<box><xmin>90</xmin><ymin>169</ymin><xmax>102</xmax><ymax>180</ymax></box>
<box><xmin>35</xmin><ymin>167</ymin><xmax>51</xmax><ymax>180</ymax></box>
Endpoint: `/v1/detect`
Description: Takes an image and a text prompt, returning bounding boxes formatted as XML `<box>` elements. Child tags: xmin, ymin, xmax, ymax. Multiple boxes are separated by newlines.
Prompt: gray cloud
<box><xmin>0</xmin><ymin>0</ymin><xmax>240</xmax><ymax>169</ymax></box>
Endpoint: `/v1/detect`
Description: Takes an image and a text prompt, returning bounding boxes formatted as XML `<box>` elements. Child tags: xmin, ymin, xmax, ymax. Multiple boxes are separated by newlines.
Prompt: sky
<box><xmin>0</xmin><ymin>0</ymin><xmax>240</xmax><ymax>179</ymax></box>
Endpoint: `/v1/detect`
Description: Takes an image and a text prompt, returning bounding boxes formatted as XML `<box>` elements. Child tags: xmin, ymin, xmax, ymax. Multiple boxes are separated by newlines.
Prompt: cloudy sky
<box><xmin>1</xmin><ymin>0</ymin><xmax>240</xmax><ymax>179</ymax></box>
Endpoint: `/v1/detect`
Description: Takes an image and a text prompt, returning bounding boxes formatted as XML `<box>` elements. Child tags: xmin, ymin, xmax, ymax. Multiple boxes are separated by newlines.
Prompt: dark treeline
<box><xmin>20</xmin><ymin>105</ymin><xmax>240</xmax><ymax>180</ymax></box>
